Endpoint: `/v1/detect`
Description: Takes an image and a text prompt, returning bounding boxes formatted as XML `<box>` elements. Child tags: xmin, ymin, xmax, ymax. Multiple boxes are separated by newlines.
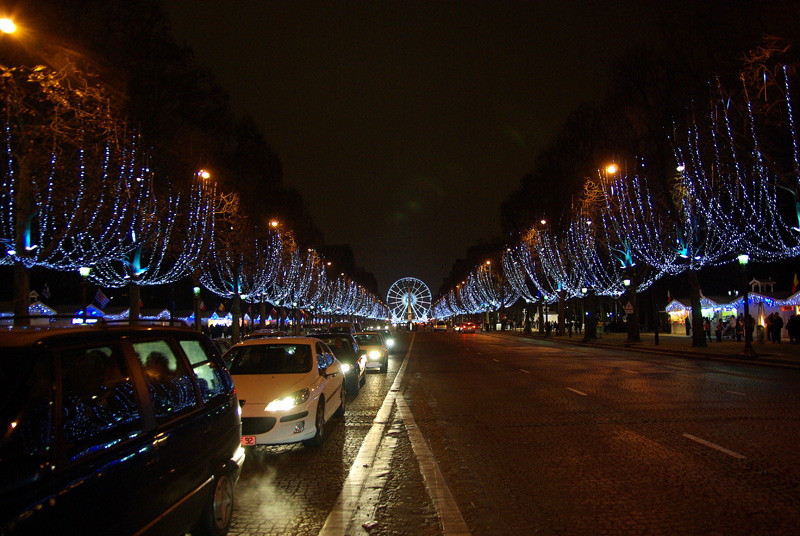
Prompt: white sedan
<box><xmin>225</xmin><ymin>337</ymin><xmax>346</xmax><ymax>447</ymax></box>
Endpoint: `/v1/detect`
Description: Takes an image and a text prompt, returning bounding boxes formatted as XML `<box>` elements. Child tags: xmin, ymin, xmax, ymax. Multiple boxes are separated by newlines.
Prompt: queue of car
<box><xmin>0</xmin><ymin>317</ymin><xmax>395</xmax><ymax>536</ymax></box>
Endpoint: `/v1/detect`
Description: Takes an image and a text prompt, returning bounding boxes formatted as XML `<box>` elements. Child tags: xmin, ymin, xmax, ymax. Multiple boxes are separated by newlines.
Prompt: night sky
<box><xmin>164</xmin><ymin>1</ymin><xmax>662</xmax><ymax>297</ymax></box>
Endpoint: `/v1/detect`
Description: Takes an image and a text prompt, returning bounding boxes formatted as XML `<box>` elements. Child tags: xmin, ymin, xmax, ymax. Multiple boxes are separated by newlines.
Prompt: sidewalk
<box><xmin>493</xmin><ymin>329</ymin><xmax>800</xmax><ymax>369</ymax></box>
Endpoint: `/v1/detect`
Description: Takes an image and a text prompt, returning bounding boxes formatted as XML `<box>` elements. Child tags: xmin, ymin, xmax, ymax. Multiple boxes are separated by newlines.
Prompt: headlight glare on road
<box><xmin>266</xmin><ymin>388</ymin><xmax>310</xmax><ymax>412</ymax></box>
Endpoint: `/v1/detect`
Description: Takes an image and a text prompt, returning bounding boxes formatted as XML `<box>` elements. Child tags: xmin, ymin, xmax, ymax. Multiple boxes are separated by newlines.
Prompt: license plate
<box><xmin>241</xmin><ymin>436</ymin><xmax>256</xmax><ymax>446</ymax></box>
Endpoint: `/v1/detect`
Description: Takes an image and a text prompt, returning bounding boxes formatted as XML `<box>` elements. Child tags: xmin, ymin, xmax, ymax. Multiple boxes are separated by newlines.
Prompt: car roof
<box><xmin>232</xmin><ymin>336</ymin><xmax>319</xmax><ymax>347</ymax></box>
<box><xmin>0</xmin><ymin>323</ymin><xmax>199</xmax><ymax>348</ymax></box>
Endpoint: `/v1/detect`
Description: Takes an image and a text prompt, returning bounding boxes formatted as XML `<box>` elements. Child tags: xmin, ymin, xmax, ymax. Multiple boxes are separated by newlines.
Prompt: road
<box><xmin>227</xmin><ymin>330</ymin><xmax>800</xmax><ymax>535</ymax></box>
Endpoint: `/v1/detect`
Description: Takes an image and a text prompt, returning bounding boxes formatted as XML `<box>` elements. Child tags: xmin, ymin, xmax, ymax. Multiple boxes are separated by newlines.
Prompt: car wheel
<box><xmin>303</xmin><ymin>398</ymin><xmax>325</xmax><ymax>447</ymax></box>
<box><xmin>192</xmin><ymin>470</ymin><xmax>234</xmax><ymax>536</ymax></box>
<box><xmin>347</xmin><ymin>374</ymin><xmax>360</xmax><ymax>396</ymax></box>
<box><xmin>335</xmin><ymin>382</ymin><xmax>347</xmax><ymax>418</ymax></box>
<box><xmin>359</xmin><ymin>371</ymin><xmax>366</xmax><ymax>386</ymax></box>
<box><xmin>380</xmin><ymin>359</ymin><xmax>388</xmax><ymax>373</ymax></box>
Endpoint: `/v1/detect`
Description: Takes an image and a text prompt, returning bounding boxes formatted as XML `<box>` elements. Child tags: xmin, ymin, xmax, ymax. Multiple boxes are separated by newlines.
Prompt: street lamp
<box><xmin>738</xmin><ymin>254</ymin><xmax>756</xmax><ymax>358</ymax></box>
<box><xmin>79</xmin><ymin>266</ymin><xmax>91</xmax><ymax>318</ymax></box>
<box><xmin>193</xmin><ymin>286</ymin><xmax>202</xmax><ymax>332</ymax></box>
<box><xmin>0</xmin><ymin>18</ymin><xmax>16</xmax><ymax>34</ymax></box>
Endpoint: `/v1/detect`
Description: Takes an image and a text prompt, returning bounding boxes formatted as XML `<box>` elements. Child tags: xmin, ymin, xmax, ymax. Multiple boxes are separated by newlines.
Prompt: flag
<box><xmin>793</xmin><ymin>274</ymin><xmax>798</xmax><ymax>294</ymax></box>
<box><xmin>666</xmin><ymin>289</ymin><xmax>672</xmax><ymax>303</ymax></box>
<box><xmin>218</xmin><ymin>302</ymin><xmax>225</xmax><ymax>312</ymax></box>
<box><xmin>270</xmin><ymin>307</ymin><xmax>278</xmax><ymax>317</ymax></box>
<box><xmin>94</xmin><ymin>289</ymin><xmax>110</xmax><ymax>308</ymax></box>
<box><xmin>41</xmin><ymin>283</ymin><xmax>51</xmax><ymax>300</ymax></box>
<box><xmin>200</xmin><ymin>300</ymin><xmax>206</xmax><ymax>311</ymax></box>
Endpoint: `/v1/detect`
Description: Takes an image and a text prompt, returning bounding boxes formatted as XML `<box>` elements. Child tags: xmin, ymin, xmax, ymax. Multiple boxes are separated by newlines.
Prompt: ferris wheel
<box><xmin>387</xmin><ymin>277</ymin><xmax>432</xmax><ymax>323</ymax></box>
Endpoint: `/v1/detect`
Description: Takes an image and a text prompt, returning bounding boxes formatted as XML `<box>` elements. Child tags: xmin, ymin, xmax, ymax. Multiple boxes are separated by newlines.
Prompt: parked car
<box><xmin>0</xmin><ymin>321</ymin><xmax>245</xmax><ymax>536</ymax></box>
<box><xmin>434</xmin><ymin>321</ymin><xmax>447</xmax><ymax>332</ymax></box>
<box><xmin>354</xmin><ymin>332</ymin><xmax>389</xmax><ymax>373</ymax></box>
<box><xmin>225</xmin><ymin>337</ymin><xmax>345</xmax><ymax>447</ymax></box>
<box><xmin>460</xmin><ymin>322</ymin><xmax>477</xmax><ymax>334</ymax></box>
<box><xmin>308</xmin><ymin>333</ymin><xmax>367</xmax><ymax>395</ymax></box>
<box><xmin>242</xmin><ymin>329</ymin><xmax>286</xmax><ymax>340</ymax></box>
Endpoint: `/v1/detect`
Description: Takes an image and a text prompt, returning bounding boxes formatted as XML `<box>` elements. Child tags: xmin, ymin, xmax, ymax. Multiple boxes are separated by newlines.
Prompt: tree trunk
<box><xmin>129</xmin><ymin>283</ymin><xmax>140</xmax><ymax>320</ymax></box>
<box><xmin>557</xmin><ymin>290</ymin><xmax>565</xmax><ymax>336</ymax></box>
<box><xmin>13</xmin><ymin>262</ymin><xmax>30</xmax><ymax>326</ymax></box>
<box><xmin>583</xmin><ymin>291</ymin><xmax>598</xmax><ymax>341</ymax></box>
<box><xmin>538</xmin><ymin>301</ymin><xmax>544</xmax><ymax>334</ymax></box>
<box><xmin>688</xmin><ymin>269</ymin><xmax>707</xmax><ymax>348</ymax></box>
<box><xmin>626</xmin><ymin>288</ymin><xmax>641</xmax><ymax>343</ymax></box>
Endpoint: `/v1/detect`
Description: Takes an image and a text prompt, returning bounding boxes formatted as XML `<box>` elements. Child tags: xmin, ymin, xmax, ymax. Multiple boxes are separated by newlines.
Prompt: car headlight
<box><xmin>265</xmin><ymin>388</ymin><xmax>310</xmax><ymax>412</ymax></box>
<box><xmin>340</xmin><ymin>363</ymin><xmax>352</xmax><ymax>373</ymax></box>
<box><xmin>386</xmin><ymin>339</ymin><xmax>395</xmax><ymax>347</ymax></box>
<box><xmin>369</xmin><ymin>350</ymin><xmax>381</xmax><ymax>360</ymax></box>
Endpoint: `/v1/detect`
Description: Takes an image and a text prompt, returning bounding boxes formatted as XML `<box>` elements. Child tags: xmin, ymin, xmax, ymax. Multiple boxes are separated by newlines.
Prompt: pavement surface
<box><xmin>493</xmin><ymin>328</ymin><xmax>800</xmax><ymax>368</ymax></box>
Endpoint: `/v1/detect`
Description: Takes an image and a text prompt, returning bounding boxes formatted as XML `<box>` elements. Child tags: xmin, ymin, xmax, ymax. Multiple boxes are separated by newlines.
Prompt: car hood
<box><xmin>231</xmin><ymin>372</ymin><xmax>313</xmax><ymax>404</ymax></box>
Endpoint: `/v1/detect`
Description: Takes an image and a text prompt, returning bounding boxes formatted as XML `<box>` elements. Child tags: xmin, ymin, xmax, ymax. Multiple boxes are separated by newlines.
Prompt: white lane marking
<box><xmin>319</xmin><ymin>335</ymin><xmax>414</xmax><ymax>535</ymax></box>
<box><xmin>567</xmin><ymin>388</ymin><xmax>588</xmax><ymax>396</ymax></box>
<box><xmin>622</xmin><ymin>369</ymin><xmax>639</xmax><ymax>374</ymax></box>
<box><xmin>492</xmin><ymin>359</ymin><xmax>500</xmax><ymax>363</ymax></box>
<box><xmin>519</xmin><ymin>369</ymin><xmax>530</xmax><ymax>374</ymax></box>
<box><xmin>727</xmin><ymin>391</ymin><xmax>746</xmax><ymax>396</ymax></box>
<box><xmin>683</xmin><ymin>433</ymin><xmax>746</xmax><ymax>459</ymax></box>
<box><xmin>396</xmin><ymin>395</ymin><xmax>471</xmax><ymax>535</ymax></box>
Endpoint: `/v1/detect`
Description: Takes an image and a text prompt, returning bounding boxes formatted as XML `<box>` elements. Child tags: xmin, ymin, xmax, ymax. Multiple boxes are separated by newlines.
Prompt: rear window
<box><xmin>227</xmin><ymin>344</ymin><xmax>312</xmax><ymax>375</ymax></box>
<box><xmin>355</xmin><ymin>334</ymin><xmax>381</xmax><ymax>345</ymax></box>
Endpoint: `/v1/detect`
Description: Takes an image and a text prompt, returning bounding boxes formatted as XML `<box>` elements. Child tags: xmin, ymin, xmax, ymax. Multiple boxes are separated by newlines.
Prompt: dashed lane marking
<box><xmin>519</xmin><ymin>369</ymin><xmax>530</xmax><ymax>374</ymax></box>
<box><xmin>566</xmin><ymin>387</ymin><xmax>588</xmax><ymax>396</ymax></box>
<box><xmin>683</xmin><ymin>433</ymin><xmax>746</xmax><ymax>459</ymax></box>
<box><xmin>726</xmin><ymin>391</ymin><xmax>746</xmax><ymax>396</ymax></box>
<box><xmin>492</xmin><ymin>359</ymin><xmax>500</xmax><ymax>363</ymax></box>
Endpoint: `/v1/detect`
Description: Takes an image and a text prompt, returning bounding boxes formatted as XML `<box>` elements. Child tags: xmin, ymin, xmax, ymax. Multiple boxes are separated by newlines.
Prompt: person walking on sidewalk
<box><xmin>715</xmin><ymin>318</ymin><xmax>724</xmax><ymax>342</ymax></box>
<box><xmin>704</xmin><ymin>318</ymin><xmax>712</xmax><ymax>342</ymax></box>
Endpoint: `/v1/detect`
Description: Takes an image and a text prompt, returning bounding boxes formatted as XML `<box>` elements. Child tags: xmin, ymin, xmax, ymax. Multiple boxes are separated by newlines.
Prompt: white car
<box><xmin>354</xmin><ymin>332</ymin><xmax>389</xmax><ymax>373</ymax></box>
<box><xmin>226</xmin><ymin>337</ymin><xmax>346</xmax><ymax>447</ymax></box>
<box><xmin>434</xmin><ymin>321</ymin><xmax>447</xmax><ymax>332</ymax></box>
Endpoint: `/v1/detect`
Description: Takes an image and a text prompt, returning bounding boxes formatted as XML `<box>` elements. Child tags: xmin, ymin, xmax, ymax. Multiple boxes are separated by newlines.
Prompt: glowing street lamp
<box><xmin>0</xmin><ymin>18</ymin><xmax>16</xmax><ymax>34</ymax></box>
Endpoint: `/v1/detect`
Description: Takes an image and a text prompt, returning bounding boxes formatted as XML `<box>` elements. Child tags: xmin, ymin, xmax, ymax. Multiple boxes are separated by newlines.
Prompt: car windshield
<box><xmin>355</xmin><ymin>334</ymin><xmax>381</xmax><ymax>345</ymax></box>
<box><xmin>227</xmin><ymin>344</ymin><xmax>312</xmax><ymax>374</ymax></box>
<box><xmin>316</xmin><ymin>337</ymin><xmax>354</xmax><ymax>353</ymax></box>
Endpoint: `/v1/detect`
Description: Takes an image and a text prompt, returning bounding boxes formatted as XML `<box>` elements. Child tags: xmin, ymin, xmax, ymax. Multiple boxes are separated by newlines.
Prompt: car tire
<box><xmin>347</xmin><ymin>374</ymin><xmax>360</xmax><ymax>396</ymax></box>
<box><xmin>303</xmin><ymin>398</ymin><xmax>325</xmax><ymax>447</ymax></box>
<box><xmin>335</xmin><ymin>382</ymin><xmax>347</xmax><ymax>418</ymax></box>
<box><xmin>192</xmin><ymin>469</ymin><xmax>234</xmax><ymax>536</ymax></box>
<box><xmin>380</xmin><ymin>359</ymin><xmax>388</xmax><ymax>373</ymax></box>
<box><xmin>359</xmin><ymin>371</ymin><xmax>366</xmax><ymax>387</ymax></box>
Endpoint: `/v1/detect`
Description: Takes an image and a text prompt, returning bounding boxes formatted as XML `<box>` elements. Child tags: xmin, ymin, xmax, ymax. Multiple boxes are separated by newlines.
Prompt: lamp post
<box><xmin>79</xmin><ymin>266</ymin><xmax>91</xmax><ymax>319</ymax></box>
<box><xmin>738</xmin><ymin>254</ymin><xmax>756</xmax><ymax>358</ymax></box>
<box><xmin>193</xmin><ymin>286</ymin><xmax>202</xmax><ymax>332</ymax></box>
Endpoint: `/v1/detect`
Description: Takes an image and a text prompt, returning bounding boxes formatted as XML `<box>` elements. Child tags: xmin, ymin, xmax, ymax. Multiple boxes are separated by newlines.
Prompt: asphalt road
<box><xmin>225</xmin><ymin>330</ymin><xmax>800</xmax><ymax>535</ymax></box>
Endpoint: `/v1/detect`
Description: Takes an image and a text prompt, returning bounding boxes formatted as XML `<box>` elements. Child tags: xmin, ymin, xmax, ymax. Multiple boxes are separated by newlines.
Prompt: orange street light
<box><xmin>606</xmin><ymin>163</ymin><xmax>618</xmax><ymax>174</ymax></box>
<box><xmin>0</xmin><ymin>18</ymin><xmax>16</xmax><ymax>34</ymax></box>
<box><xmin>269</xmin><ymin>220</ymin><xmax>279</xmax><ymax>228</ymax></box>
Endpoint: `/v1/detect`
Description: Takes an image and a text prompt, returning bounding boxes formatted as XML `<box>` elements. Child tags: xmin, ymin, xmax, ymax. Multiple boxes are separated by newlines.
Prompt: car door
<box><xmin>129</xmin><ymin>337</ymin><xmax>207</xmax><ymax>534</ymax></box>
<box><xmin>315</xmin><ymin>342</ymin><xmax>341</xmax><ymax>421</ymax></box>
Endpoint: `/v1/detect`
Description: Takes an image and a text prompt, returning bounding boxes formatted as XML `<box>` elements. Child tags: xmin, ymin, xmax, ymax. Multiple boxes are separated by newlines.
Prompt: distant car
<box><xmin>461</xmin><ymin>322</ymin><xmax>477</xmax><ymax>334</ymax></box>
<box><xmin>376</xmin><ymin>329</ymin><xmax>395</xmax><ymax>351</ymax></box>
<box><xmin>309</xmin><ymin>333</ymin><xmax>367</xmax><ymax>395</ymax></box>
<box><xmin>328</xmin><ymin>322</ymin><xmax>356</xmax><ymax>334</ymax></box>
<box><xmin>354</xmin><ymin>332</ymin><xmax>389</xmax><ymax>373</ymax></box>
<box><xmin>434</xmin><ymin>321</ymin><xmax>447</xmax><ymax>332</ymax></box>
<box><xmin>242</xmin><ymin>329</ymin><xmax>286</xmax><ymax>340</ymax></box>
<box><xmin>226</xmin><ymin>337</ymin><xmax>345</xmax><ymax>447</ymax></box>
<box><xmin>0</xmin><ymin>322</ymin><xmax>245</xmax><ymax>536</ymax></box>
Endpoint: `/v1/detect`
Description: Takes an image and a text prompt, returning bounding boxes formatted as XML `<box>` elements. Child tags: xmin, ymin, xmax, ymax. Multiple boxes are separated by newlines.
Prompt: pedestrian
<box><xmin>715</xmin><ymin>318</ymin><xmax>723</xmax><ymax>342</ymax></box>
<box><xmin>766</xmin><ymin>313</ymin><xmax>774</xmax><ymax>342</ymax></box>
<box><xmin>576</xmin><ymin>318</ymin><xmax>582</xmax><ymax>334</ymax></box>
<box><xmin>685</xmin><ymin>317</ymin><xmax>691</xmax><ymax>336</ymax></box>
<box><xmin>786</xmin><ymin>314</ymin><xmax>797</xmax><ymax>344</ymax></box>
<box><xmin>772</xmin><ymin>313</ymin><xmax>784</xmax><ymax>343</ymax></box>
<box><xmin>735</xmin><ymin>315</ymin><xmax>744</xmax><ymax>342</ymax></box>
<box><xmin>703</xmin><ymin>318</ymin><xmax>712</xmax><ymax>342</ymax></box>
